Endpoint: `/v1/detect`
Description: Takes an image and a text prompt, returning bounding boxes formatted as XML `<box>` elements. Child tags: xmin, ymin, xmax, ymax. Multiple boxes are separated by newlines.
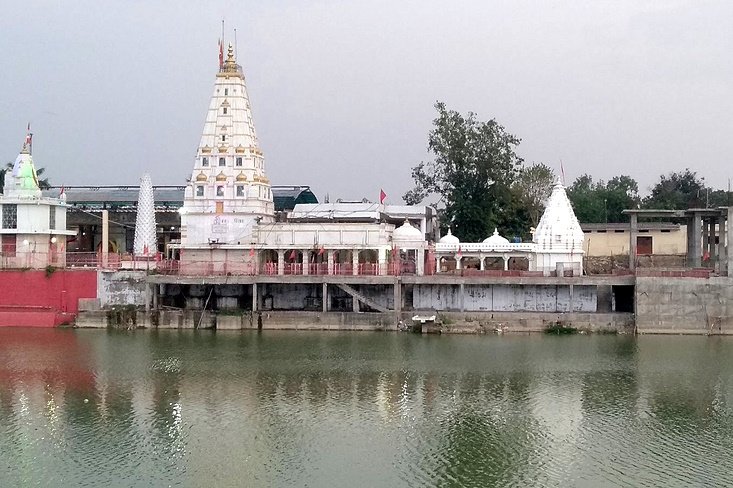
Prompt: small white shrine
<box><xmin>0</xmin><ymin>133</ymin><xmax>74</xmax><ymax>268</ymax></box>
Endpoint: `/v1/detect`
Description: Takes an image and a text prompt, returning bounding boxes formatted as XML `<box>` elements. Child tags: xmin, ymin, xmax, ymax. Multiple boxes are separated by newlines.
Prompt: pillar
<box><xmin>728</xmin><ymin>207</ymin><xmax>733</xmax><ymax>276</ymax></box>
<box><xmin>277</xmin><ymin>250</ymin><xmax>285</xmax><ymax>275</ymax></box>
<box><xmin>352</xmin><ymin>250</ymin><xmax>359</xmax><ymax>275</ymax></box>
<box><xmin>393</xmin><ymin>278</ymin><xmax>402</xmax><ymax>324</ymax></box>
<box><xmin>502</xmin><ymin>254</ymin><xmax>509</xmax><ymax>271</ymax></box>
<box><xmin>102</xmin><ymin>209</ymin><xmax>109</xmax><ymax>268</ymax></box>
<box><xmin>435</xmin><ymin>256</ymin><xmax>441</xmax><ymax>274</ymax></box>
<box><xmin>322</xmin><ymin>282</ymin><xmax>328</xmax><ymax>312</ymax></box>
<box><xmin>327</xmin><ymin>250</ymin><xmax>335</xmax><ymax>275</ymax></box>
<box><xmin>479</xmin><ymin>255</ymin><xmax>485</xmax><ymax>271</ymax></box>
<box><xmin>152</xmin><ymin>284</ymin><xmax>158</xmax><ymax>310</ymax></box>
<box><xmin>702</xmin><ymin>218</ymin><xmax>710</xmax><ymax>263</ymax></box>
<box><xmin>568</xmin><ymin>284</ymin><xmax>574</xmax><ymax>312</ymax></box>
<box><xmin>252</xmin><ymin>283</ymin><xmax>258</xmax><ymax>312</ymax></box>
<box><xmin>416</xmin><ymin>248</ymin><xmax>425</xmax><ymax>276</ymax></box>
<box><xmin>719</xmin><ymin>215</ymin><xmax>727</xmax><ymax>275</ymax></box>
<box><xmin>455</xmin><ymin>257</ymin><xmax>462</xmax><ymax>270</ymax></box>
<box><xmin>688</xmin><ymin>213</ymin><xmax>702</xmax><ymax>268</ymax></box>
<box><xmin>629</xmin><ymin>213</ymin><xmax>638</xmax><ymax>270</ymax></box>
<box><xmin>709</xmin><ymin>218</ymin><xmax>718</xmax><ymax>263</ymax></box>
<box><xmin>145</xmin><ymin>283</ymin><xmax>151</xmax><ymax>313</ymax></box>
<box><xmin>303</xmin><ymin>250</ymin><xmax>310</xmax><ymax>276</ymax></box>
<box><xmin>378</xmin><ymin>249</ymin><xmax>387</xmax><ymax>276</ymax></box>
<box><xmin>459</xmin><ymin>282</ymin><xmax>465</xmax><ymax>312</ymax></box>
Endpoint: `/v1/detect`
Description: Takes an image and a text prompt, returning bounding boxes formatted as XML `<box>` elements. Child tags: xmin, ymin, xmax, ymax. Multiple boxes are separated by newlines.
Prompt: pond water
<box><xmin>0</xmin><ymin>328</ymin><xmax>731</xmax><ymax>487</ymax></box>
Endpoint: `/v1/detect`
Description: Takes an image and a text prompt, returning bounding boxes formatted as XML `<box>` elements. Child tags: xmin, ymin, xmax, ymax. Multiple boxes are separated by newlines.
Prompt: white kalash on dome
<box><xmin>438</xmin><ymin>228</ymin><xmax>460</xmax><ymax>244</ymax></box>
<box><xmin>482</xmin><ymin>228</ymin><xmax>510</xmax><ymax>247</ymax></box>
<box><xmin>531</xmin><ymin>180</ymin><xmax>584</xmax><ymax>275</ymax></box>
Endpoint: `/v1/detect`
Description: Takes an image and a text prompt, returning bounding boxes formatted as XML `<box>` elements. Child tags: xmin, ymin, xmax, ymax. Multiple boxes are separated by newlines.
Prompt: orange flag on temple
<box><xmin>380</xmin><ymin>189</ymin><xmax>387</xmax><ymax>204</ymax></box>
<box><xmin>289</xmin><ymin>249</ymin><xmax>296</xmax><ymax>261</ymax></box>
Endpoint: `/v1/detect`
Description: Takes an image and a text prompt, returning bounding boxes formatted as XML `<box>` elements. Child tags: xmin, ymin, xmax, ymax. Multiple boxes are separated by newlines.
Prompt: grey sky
<box><xmin>1</xmin><ymin>0</ymin><xmax>731</xmax><ymax>203</ymax></box>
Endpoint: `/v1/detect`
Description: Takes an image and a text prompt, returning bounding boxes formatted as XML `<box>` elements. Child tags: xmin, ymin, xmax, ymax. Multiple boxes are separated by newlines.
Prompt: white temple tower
<box><xmin>531</xmin><ymin>181</ymin><xmax>585</xmax><ymax>275</ymax></box>
<box><xmin>179</xmin><ymin>43</ymin><xmax>274</xmax><ymax>247</ymax></box>
<box><xmin>133</xmin><ymin>173</ymin><xmax>157</xmax><ymax>255</ymax></box>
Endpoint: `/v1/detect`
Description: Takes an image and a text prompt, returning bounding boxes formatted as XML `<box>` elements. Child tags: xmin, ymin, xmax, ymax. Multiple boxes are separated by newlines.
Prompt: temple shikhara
<box><xmin>171</xmin><ymin>42</ymin><xmax>584</xmax><ymax>277</ymax></box>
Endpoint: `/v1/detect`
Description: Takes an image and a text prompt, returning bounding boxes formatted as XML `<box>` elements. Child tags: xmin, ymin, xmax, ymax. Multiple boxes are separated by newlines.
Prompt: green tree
<box><xmin>512</xmin><ymin>163</ymin><xmax>556</xmax><ymax>227</ymax></box>
<box><xmin>566</xmin><ymin>174</ymin><xmax>640</xmax><ymax>223</ymax></box>
<box><xmin>643</xmin><ymin>169</ymin><xmax>704</xmax><ymax>210</ymax></box>
<box><xmin>403</xmin><ymin>102</ymin><xmax>523</xmax><ymax>241</ymax></box>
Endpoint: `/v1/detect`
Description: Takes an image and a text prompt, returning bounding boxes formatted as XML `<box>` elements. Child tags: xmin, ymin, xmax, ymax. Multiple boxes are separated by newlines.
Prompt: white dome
<box><xmin>393</xmin><ymin>220</ymin><xmax>423</xmax><ymax>241</ymax></box>
<box><xmin>438</xmin><ymin>228</ymin><xmax>460</xmax><ymax>244</ymax></box>
<box><xmin>483</xmin><ymin>228</ymin><xmax>510</xmax><ymax>246</ymax></box>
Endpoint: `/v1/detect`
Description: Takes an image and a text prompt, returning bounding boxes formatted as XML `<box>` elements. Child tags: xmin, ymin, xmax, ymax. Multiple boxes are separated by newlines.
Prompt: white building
<box><xmin>174</xmin><ymin>42</ymin><xmax>582</xmax><ymax>277</ymax></box>
<box><xmin>0</xmin><ymin>135</ymin><xmax>74</xmax><ymax>268</ymax></box>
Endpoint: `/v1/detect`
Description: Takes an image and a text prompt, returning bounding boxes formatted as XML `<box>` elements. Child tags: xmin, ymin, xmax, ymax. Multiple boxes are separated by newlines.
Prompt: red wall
<box><xmin>0</xmin><ymin>270</ymin><xmax>97</xmax><ymax>314</ymax></box>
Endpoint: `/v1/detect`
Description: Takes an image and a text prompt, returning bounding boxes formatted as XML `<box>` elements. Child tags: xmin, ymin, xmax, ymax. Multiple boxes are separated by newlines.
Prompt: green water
<box><xmin>1</xmin><ymin>328</ymin><xmax>732</xmax><ymax>487</ymax></box>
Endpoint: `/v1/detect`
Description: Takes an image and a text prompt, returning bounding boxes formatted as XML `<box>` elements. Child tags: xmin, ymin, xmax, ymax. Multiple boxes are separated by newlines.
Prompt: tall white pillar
<box><xmin>277</xmin><ymin>250</ymin><xmax>285</xmax><ymax>275</ymax></box>
<box><xmin>303</xmin><ymin>250</ymin><xmax>310</xmax><ymax>275</ymax></box>
<box><xmin>352</xmin><ymin>250</ymin><xmax>359</xmax><ymax>275</ymax></box>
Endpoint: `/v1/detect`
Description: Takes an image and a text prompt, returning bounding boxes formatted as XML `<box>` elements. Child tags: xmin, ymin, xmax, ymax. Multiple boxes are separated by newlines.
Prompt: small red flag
<box><xmin>289</xmin><ymin>249</ymin><xmax>296</xmax><ymax>261</ymax></box>
<box><xmin>249</xmin><ymin>247</ymin><xmax>255</xmax><ymax>257</ymax></box>
<box><xmin>218</xmin><ymin>39</ymin><xmax>224</xmax><ymax>68</ymax></box>
<box><xmin>143</xmin><ymin>244</ymin><xmax>149</xmax><ymax>255</ymax></box>
<box><xmin>318</xmin><ymin>246</ymin><xmax>325</xmax><ymax>256</ymax></box>
<box><xmin>379</xmin><ymin>189</ymin><xmax>387</xmax><ymax>204</ymax></box>
<box><xmin>457</xmin><ymin>245</ymin><xmax>462</xmax><ymax>258</ymax></box>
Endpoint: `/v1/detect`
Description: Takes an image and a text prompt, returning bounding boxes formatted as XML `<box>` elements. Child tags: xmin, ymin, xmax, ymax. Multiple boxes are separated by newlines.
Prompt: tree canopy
<box><xmin>566</xmin><ymin>174</ymin><xmax>640</xmax><ymax>223</ymax></box>
<box><xmin>403</xmin><ymin>102</ymin><xmax>524</xmax><ymax>241</ymax></box>
<box><xmin>511</xmin><ymin>163</ymin><xmax>556</xmax><ymax>227</ymax></box>
<box><xmin>642</xmin><ymin>169</ymin><xmax>706</xmax><ymax>210</ymax></box>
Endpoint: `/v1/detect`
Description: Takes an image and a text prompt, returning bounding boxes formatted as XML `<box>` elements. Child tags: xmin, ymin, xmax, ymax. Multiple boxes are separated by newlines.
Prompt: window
<box><xmin>1</xmin><ymin>235</ymin><xmax>16</xmax><ymax>257</ymax></box>
<box><xmin>216</xmin><ymin>185</ymin><xmax>224</xmax><ymax>197</ymax></box>
<box><xmin>224</xmin><ymin>88</ymin><xmax>228</xmax><ymax>96</ymax></box>
<box><xmin>236</xmin><ymin>185</ymin><xmax>245</xmax><ymax>197</ymax></box>
<box><xmin>2</xmin><ymin>204</ymin><xmax>17</xmax><ymax>229</ymax></box>
<box><xmin>202</xmin><ymin>157</ymin><xmax>209</xmax><ymax>167</ymax></box>
<box><xmin>221</xmin><ymin>134</ymin><xmax>226</xmax><ymax>142</ymax></box>
<box><xmin>235</xmin><ymin>157</ymin><xmax>242</xmax><ymax>166</ymax></box>
<box><xmin>223</xmin><ymin>107</ymin><xmax>228</xmax><ymax>115</ymax></box>
<box><xmin>49</xmin><ymin>206</ymin><xmax>56</xmax><ymax>230</ymax></box>
<box><xmin>219</xmin><ymin>157</ymin><xmax>226</xmax><ymax>166</ymax></box>
<box><xmin>196</xmin><ymin>186</ymin><xmax>205</xmax><ymax>197</ymax></box>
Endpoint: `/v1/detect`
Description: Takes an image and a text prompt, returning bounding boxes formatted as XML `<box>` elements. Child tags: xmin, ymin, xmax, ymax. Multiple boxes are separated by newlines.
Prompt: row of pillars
<box><xmin>146</xmin><ymin>279</ymin><xmax>405</xmax><ymax>322</ymax></box>
<box><xmin>629</xmin><ymin>208</ymin><xmax>733</xmax><ymax>275</ymax></box>
<box><xmin>438</xmin><ymin>254</ymin><xmax>514</xmax><ymax>272</ymax></box>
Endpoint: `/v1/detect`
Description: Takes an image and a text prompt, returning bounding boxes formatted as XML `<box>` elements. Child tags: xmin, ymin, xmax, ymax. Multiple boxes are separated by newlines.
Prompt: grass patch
<box><xmin>545</xmin><ymin>322</ymin><xmax>578</xmax><ymax>335</ymax></box>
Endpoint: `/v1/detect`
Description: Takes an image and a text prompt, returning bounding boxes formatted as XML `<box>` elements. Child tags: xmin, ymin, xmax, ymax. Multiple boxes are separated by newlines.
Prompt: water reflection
<box><xmin>1</xmin><ymin>329</ymin><xmax>733</xmax><ymax>487</ymax></box>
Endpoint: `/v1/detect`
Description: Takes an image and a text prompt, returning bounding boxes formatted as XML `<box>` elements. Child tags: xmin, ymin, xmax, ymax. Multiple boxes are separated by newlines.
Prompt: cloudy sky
<box><xmin>1</xmin><ymin>0</ymin><xmax>731</xmax><ymax>202</ymax></box>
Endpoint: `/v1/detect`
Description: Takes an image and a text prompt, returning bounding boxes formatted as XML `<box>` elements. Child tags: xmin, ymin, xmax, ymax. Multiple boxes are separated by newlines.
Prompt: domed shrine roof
<box><xmin>534</xmin><ymin>181</ymin><xmax>584</xmax><ymax>250</ymax></box>
<box><xmin>393</xmin><ymin>220</ymin><xmax>423</xmax><ymax>241</ymax></box>
<box><xmin>438</xmin><ymin>228</ymin><xmax>460</xmax><ymax>244</ymax></box>
<box><xmin>482</xmin><ymin>228</ymin><xmax>510</xmax><ymax>246</ymax></box>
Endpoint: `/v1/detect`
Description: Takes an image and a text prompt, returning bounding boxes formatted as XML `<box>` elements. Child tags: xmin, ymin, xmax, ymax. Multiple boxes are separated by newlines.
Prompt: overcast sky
<box><xmin>1</xmin><ymin>0</ymin><xmax>731</xmax><ymax>202</ymax></box>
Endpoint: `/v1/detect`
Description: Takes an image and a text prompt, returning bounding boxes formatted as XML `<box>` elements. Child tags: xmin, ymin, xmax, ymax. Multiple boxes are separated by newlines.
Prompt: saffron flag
<box><xmin>380</xmin><ymin>189</ymin><xmax>387</xmax><ymax>204</ymax></box>
<box><xmin>289</xmin><ymin>249</ymin><xmax>296</xmax><ymax>261</ymax></box>
<box><xmin>218</xmin><ymin>39</ymin><xmax>224</xmax><ymax>68</ymax></box>
<box><xmin>249</xmin><ymin>247</ymin><xmax>255</xmax><ymax>257</ymax></box>
<box><xmin>143</xmin><ymin>244</ymin><xmax>149</xmax><ymax>255</ymax></box>
<box><xmin>318</xmin><ymin>246</ymin><xmax>325</xmax><ymax>256</ymax></box>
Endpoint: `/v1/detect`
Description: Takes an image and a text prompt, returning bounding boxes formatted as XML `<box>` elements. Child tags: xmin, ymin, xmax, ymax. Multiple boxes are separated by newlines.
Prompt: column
<box><xmin>393</xmin><ymin>278</ymin><xmax>402</xmax><ymax>325</ymax></box>
<box><xmin>322</xmin><ymin>282</ymin><xmax>328</xmax><ymax>312</ymax></box>
<box><xmin>720</xmin><ymin>213</ymin><xmax>728</xmax><ymax>276</ymax></box>
<box><xmin>709</xmin><ymin>218</ymin><xmax>718</xmax><ymax>265</ymax></box>
<box><xmin>629</xmin><ymin>213</ymin><xmax>638</xmax><ymax>270</ymax></box>
<box><xmin>378</xmin><ymin>249</ymin><xmax>387</xmax><ymax>276</ymax></box>
<box><xmin>102</xmin><ymin>209</ymin><xmax>109</xmax><ymax>268</ymax></box>
<box><xmin>702</xmin><ymin>218</ymin><xmax>710</xmax><ymax>263</ymax></box>
<box><xmin>690</xmin><ymin>213</ymin><xmax>702</xmax><ymax>268</ymax></box>
<box><xmin>459</xmin><ymin>282</ymin><xmax>465</xmax><ymax>312</ymax></box>
<box><xmin>352</xmin><ymin>250</ymin><xmax>359</xmax><ymax>275</ymax></box>
<box><xmin>479</xmin><ymin>255</ymin><xmax>485</xmax><ymax>271</ymax></box>
<box><xmin>728</xmin><ymin>207</ymin><xmax>733</xmax><ymax>276</ymax></box>
<box><xmin>327</xmin><ymin>250</ymin><xmax>335</xmax><ymax>275</ymax></box>
<box><xmin>145</xmin><ymin>283</ymin><xmax>151</xmax><ymax>313</ymax></box>
<box><xmin>252</xmin><ymin>283</ymin><xmax>258</xmax><ymax>312</ymax></box>
<box><xmin>277</xmin><ymin>250</ymin><xmax>285</xmax><ymax>275</ymax></box>
<box><xmin>502</xmin><ymin>254</ymin><xmax>509</xmax><ymax>271</ymax></box>
<box><xmin>152</xmin><ymin>284</ymin><xmax>158</xmax><ymax>310</ymax></box>
<box><xmin>303</xmin><ymin>250</ymin><xmax>310</xmax><ymax>276</ymax></box>
<box><xmin>416</xmin><ymin>248</ymin><xmax>425</xmax><ymax>276</ymax></box>
<box><xmin>455</xmin><ymin>257</ymin><xmax>462</xmax><ymax>270</ymax></box>
<box><xmin>435</xmin><ymin>256</ymin><xmax>441</xmax><ymax>274</ymax></box>
<box><xmin>569</xmin><ymin>284</ymin><xmax>574</xmax><ymax>312</ymax></box>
